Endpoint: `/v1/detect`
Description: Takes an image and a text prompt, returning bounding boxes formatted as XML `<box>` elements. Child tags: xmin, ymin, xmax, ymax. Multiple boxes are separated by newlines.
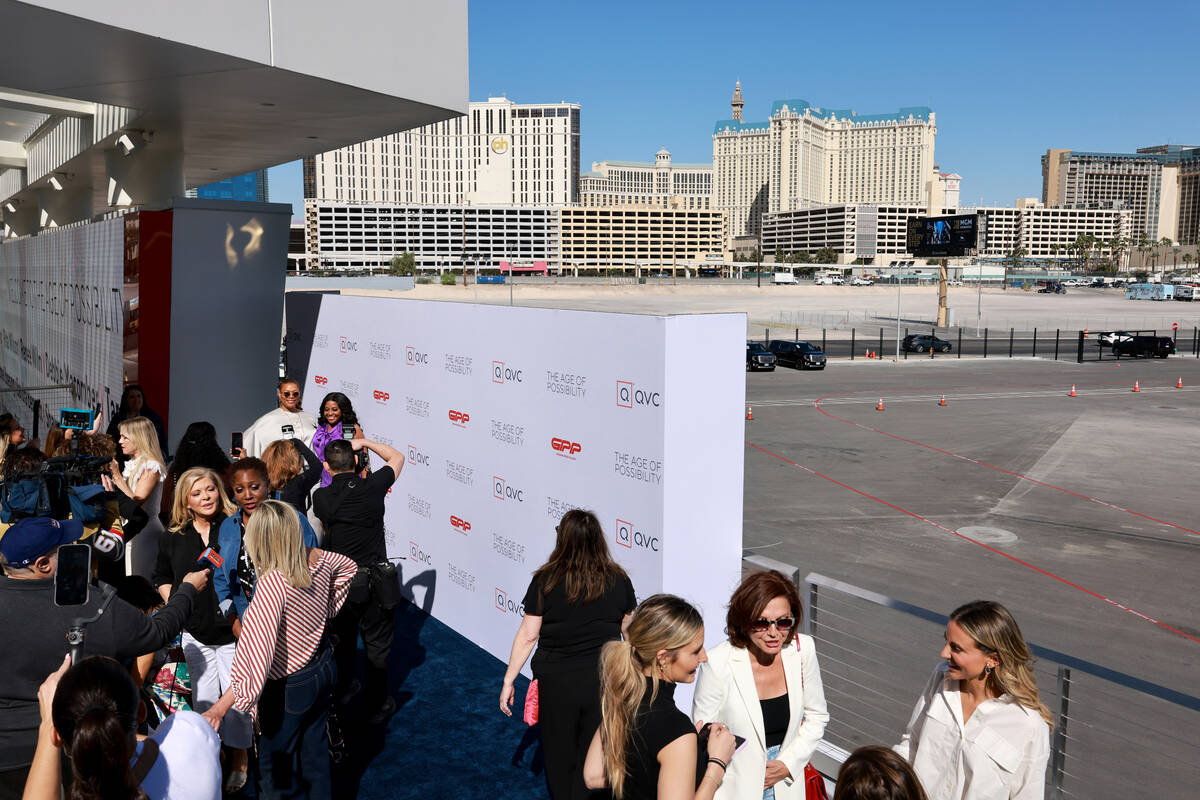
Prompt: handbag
<box><xmin>522</xmin><ymin>679</ymin><xmax>539</xmax><ymax>725</ymax></box>
<box><xmin>796</xmin><ymin>631</ymin><xmax>830</xmax><ymax>800</ymax></box>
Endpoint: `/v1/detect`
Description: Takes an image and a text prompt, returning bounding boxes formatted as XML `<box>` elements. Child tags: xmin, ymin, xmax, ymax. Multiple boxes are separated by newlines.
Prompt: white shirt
<box><xmin>243</xmin><ymin>407</ymin><xmax>318</xmax><ymax>457</ymax></box>
<box><xmin>895</xmin><ymin>664</ymin><xmax>1050</xmax><ymax>800</ymax></box>
<box><xmin>135</xmin><ymin>710</ymin><xmax>221</xmax><ymax>800</ymax></box>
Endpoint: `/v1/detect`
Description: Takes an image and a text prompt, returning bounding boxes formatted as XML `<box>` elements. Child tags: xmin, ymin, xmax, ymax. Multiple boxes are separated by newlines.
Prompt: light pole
<box><xmin>895</xmin><ymin>271</ymin><xmax>903</xmax><ymax>360</ymax></box>
<box><xmin>756</xmin><ymin>229</ymin><xmax>762</xmax><ymax>289</ymax></box>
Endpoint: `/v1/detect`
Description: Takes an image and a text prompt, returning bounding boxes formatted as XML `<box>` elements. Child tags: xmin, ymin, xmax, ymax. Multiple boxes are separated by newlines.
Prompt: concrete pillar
<box><xmin>1</xmin><ymin>203</ymin><xmax>40</xmax><ymax>237</ymax></box>
<box><xmin>104</xmin><ymin>146</ymin><xmax>184</xmax><ymax>207</ymax></box>
<box><xmin>38</xmin><ymin>185</ymin><xmax>93</xmax><ymax>228</ymax></box>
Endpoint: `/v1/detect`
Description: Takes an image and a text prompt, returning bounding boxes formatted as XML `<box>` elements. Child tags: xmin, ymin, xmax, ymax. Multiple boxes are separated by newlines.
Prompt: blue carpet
<box><xmin>333</xmin><ymin>599</ymin><xmax>548</xmax><ymax>799</ymax></box>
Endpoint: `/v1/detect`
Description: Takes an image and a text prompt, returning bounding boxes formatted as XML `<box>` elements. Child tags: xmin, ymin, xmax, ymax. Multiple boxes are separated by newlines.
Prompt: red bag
<box><xmin>522</xmin><ymin>679</ymin><xmax>539</xmax><ymax>725</ymax></box>
<box><xmin>803</xmin><ymin>762</ymin><xmax>830</xmax><ymax>800</ymax></box>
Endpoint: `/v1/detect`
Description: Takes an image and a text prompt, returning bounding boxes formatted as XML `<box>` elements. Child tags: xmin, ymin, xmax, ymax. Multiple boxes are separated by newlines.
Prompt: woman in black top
<box><xmin>584</xmin><ymin>594</ymin><xmax>737</xmax><ymax>800</ymax></box>
<box><xmin>262</xmin><ymin>437</ymin><xmax>323</xmax><ymax>514</ymax></box>
<box><xmin>152</xmin><ymin>466</ymin><xmax>251</xmax><ymax>792</ymax></box>
<box><xmin>500</xmin><ymin>510</ymin><xmax>637</xmax><ymax>800</ymax></box>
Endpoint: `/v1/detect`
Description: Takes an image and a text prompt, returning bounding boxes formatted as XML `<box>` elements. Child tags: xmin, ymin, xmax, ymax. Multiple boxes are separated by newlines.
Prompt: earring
<box><xmin>984</xmin><ymin>664</ymin><xmax>994</xmax><ymax>675</ymax></box>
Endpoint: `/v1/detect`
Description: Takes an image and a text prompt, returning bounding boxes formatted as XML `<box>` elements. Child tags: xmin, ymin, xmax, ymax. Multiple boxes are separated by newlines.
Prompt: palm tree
<box><xmin>1183</xmin><ymin>252</ymin><xmax>1194</xmax><ymax>274</ymax></box>
<box><xmin>1049</xmin><ymin>242</ymin><xmax>1060</xmax><ymax>265</ymax></box>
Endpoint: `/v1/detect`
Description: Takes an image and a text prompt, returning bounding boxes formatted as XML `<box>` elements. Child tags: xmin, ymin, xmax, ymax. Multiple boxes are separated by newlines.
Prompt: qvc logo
<box><xmin>314</xmin><ymin>376</ymin><xmax>328</xmax><ymax>386</ymax></box>
<box><xmin>406</xmin><ymin>346</ymin><xmax>429</xmax><ymax>366</ymax></box>
<box><xmin>615</xmin><ymin>518</ymin><xmax>660</xmax><ymax>552</ymax></box>
<box><xmin>406</xmin><ymin>445</ymin><xmax>430</xmax><ymax>467</ymax></box>
<box><xmin>492</xmin><ymin>361</ymin><xmax>524</xmax><ymax>384</ymax></box>
<box><xmin>373</xmin><ymin>389</ymin><xmax>390</xmax><ymax>404</ymax></box>
<box><xmin>408</xmin><ymin>541</ymin><xmax>432</xmax><ymax>566</ymax></box>
<box><xmin>493</xmin><ymin>476</ymin><xmax>525</xmax><ymax>503</ymax></box>
<box><xmin>495</xmin><ymin>587</ymin><xmax>525</xmax><ymax>615</ymax></box>
<box><xmin>448</xmin><ymin>410</ymin><xmax>470</xmax><ymax>427</ymax></box>
<box><xmin>339</xmin><ymin>337</ymin><xmax>357</xmax><ymax>354</ymax></box>
<box><xmin>617</xmin><ymin>380</ymin><xmax>662</xmax><ymax>409</ymax></box>
<box><xmin>551</xmin><ymin>437</ymin><xmax>582</xmax><ymax>459</ymax></box>
<box><xmin>450</xmin><ymin>515</ymin><xmax>472</xmax><ymax>533</ymax></box>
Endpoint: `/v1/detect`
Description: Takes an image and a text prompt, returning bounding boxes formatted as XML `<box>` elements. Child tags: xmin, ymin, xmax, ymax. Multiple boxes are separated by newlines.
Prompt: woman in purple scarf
<box><xmin>311</xmin><ymin>392</ymin><xmax>364</xmax><ymax>487</ymax></box>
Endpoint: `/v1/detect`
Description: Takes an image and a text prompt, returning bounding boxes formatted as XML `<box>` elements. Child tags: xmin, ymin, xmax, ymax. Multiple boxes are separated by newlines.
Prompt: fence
<box><xmin>741</xmin><ymin>553</ymin><xmax>1200</xmax><ymax>799</ymax></box>
<box><xmin>752</xmin><ymin>324</ymin><xmax>1200</xmax><ymax>362</ymax></box>
<box><xmin>0</xmin><ymin>384</ymin><xmax>79</xmax><ymax>440</ymax></box>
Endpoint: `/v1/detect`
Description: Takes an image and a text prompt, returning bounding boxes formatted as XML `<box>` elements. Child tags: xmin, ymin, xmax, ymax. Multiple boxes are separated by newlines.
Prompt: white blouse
<box><xmin>895</xmin><ymin>664</ymin><xmax>1050</xmax><ymax>800</ymax></box>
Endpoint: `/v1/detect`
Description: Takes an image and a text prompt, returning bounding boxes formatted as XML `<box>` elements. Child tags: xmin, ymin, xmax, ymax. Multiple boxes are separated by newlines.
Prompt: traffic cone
<box><xmin>1132</xmin><ymin>380</ymin><xmax>1140</xmax><ymax>393</ymax></box>
<box><xmin>1069</xmin><ymin>385</ymin><xmax>1076</xmax><ymax>397</ymax></box>
<box><xmin>875</xmin><ymin>398</ymin><xmax>885</xmax><ymax>411</ymax></box>
<box><xmin>746</xmin><ymin>406</ymin><xmax>753</xmax><ymax>421</ymax></box>
<box><xmin>938</xmin><ymin>394</ymin><xmax>947</xmax><ymax>407</ymax></box>
<box><xmin>1177</xmin><ymin>377</ymin><xmax>1183</xmax><ymax>389</ymax></box>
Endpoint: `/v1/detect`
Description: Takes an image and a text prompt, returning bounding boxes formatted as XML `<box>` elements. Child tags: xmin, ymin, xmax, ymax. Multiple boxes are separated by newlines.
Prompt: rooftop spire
<box><xmin>731</xmin><ymin>80</ymin><xmax>744</xmax><ymax>121</ymax></box>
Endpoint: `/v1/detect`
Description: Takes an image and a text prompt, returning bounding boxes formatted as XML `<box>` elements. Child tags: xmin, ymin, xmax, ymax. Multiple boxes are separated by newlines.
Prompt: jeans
<box><xmin>257</xmin><ymin>647</ymin><xmax>337</xmax><ymax>800</ymax></box>
<box><xmin>764</xmin><ymin>744</ymin><xmax>781</xmax><ymax>800</ymax></box>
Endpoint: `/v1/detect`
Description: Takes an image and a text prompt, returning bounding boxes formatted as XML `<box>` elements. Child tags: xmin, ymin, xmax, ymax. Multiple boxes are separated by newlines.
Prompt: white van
<box><xmin>773</xmin><ymin>272</ymin><xmax>797</xmax><ymax>285</ymax></box>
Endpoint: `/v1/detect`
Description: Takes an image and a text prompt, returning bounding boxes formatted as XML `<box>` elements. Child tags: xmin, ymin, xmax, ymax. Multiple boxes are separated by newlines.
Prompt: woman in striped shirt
<box><xmin>202</xmin><ymin>500</ymin><xmax>356</xmax><ymax>799</ymax></box>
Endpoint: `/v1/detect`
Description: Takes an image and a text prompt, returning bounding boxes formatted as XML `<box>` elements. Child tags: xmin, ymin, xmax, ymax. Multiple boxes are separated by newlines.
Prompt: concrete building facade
<box><xmin>579</xmin><ymin>148</ymin><xmax>712</xmax><ymax>209</ymax></box>
<box><xmin>558</xmin><ymin>207</ymin><xmax>724</xmax><ymax>270</ymax></box>
<box><xmin>304</xmin><ymin>96</ymin><xmax>581</xmax><ymax>207</ymax></box>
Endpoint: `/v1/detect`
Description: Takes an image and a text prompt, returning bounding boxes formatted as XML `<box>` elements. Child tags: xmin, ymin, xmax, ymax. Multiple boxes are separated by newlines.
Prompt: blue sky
<box><xmin>270</xmin><ymin>0</ymin><xmax>1200</xmax><ymax>218</ymax></box>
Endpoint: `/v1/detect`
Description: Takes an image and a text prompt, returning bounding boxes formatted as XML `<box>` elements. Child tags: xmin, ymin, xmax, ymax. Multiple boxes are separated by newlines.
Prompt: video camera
<box><xmin>0</xmin><ymin>407</ymin><xmax>112</xmax><ymax>523</ymax></box>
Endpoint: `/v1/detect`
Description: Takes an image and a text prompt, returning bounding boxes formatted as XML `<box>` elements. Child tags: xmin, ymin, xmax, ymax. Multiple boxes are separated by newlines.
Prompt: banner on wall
<box><xmin>296</xmin><ymin>294</ymin><xmax>745</xmax><ymax>671</ymax></box>
<box><xmin>0</xmin><ymin>218</ymin><xmax>125</xmax><ymax>428</ymax></box>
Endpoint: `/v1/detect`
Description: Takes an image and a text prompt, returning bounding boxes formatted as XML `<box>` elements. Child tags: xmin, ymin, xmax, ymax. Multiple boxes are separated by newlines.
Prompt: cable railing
<box><xmin>741</xmin><ymin>553</ymin><xmax>1200</xmax><ymax>799</ymax></box>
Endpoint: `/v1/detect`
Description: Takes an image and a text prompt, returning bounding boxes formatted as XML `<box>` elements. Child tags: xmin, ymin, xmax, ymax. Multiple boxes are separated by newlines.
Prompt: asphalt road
<box><xmin>742</xmin><ymin>356</ymin><xmax>1200</xmax><ymax>797</ymax></box>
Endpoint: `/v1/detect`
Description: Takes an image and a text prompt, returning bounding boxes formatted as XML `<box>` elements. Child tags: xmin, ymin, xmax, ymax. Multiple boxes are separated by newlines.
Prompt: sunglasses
<box><xmin>281</xmin><ymin>391</ymin><xmax>301</xmax><ymax>397</ymax></box>
<box><xmin>750</xmin><ymin>616</ymin><xmax>796</xmax><ymax>633</ymax></box>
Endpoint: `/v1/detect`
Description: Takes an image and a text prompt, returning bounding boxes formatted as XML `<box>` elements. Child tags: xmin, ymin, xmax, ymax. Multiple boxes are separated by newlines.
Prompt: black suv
<box><xmin>1112</xmin><ymin>336</ymin><xmax>1176</xmax><ymax>358</ymax></box>
<box><xmin>767</xmin><ymin>340</ymin><xmax>827</xmax><ymax>370</ymax></box>
<box><xmin>902</xmin><ymin>334</ymin><xmax>952</xmax><ymax>353</ymax></box>
<box><xmin>1037</xmin><ymin>282</ymin><xmax>1066</xmax><ymax>294</ymax></box>
<box><xmin>746</xmin><ymin>341</ymin><xmax>777</xmax><ymax>371</ymax></box>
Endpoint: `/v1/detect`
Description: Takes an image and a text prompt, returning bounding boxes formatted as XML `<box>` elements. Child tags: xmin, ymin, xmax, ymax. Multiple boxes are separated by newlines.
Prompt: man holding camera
<box><xmin>0</xmin><ymin>516</ymin><xmax>209</xmax><ymax>798</ymax></box>
<box><xmin>313</xmin><ymin>438</ymin><xmax>404</xmax><ymax>724</ymax></box>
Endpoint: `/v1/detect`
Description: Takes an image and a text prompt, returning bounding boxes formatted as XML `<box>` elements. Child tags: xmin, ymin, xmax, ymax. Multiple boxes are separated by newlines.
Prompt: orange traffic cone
<box><xmin>938</xmin><ymin>394</ymin><xmax>947</xmax><ymax>407</ymax></box>
<box><xmin>1132</xmin><ymin>380</ymin><xmax>1140</xmax><ymax>393</ymax></box>
<box><xmin>875</xmin><ymin>398</ymin><xmax>885</xmax><ymax>411</ymax></box>
<box><xmin>746</xmin><ymin>406</ymin><xmax>753</xmax><ymax>421</ymax></box>
<box><xmin>1069</xmin><ymin>385</ymin><xmax>1076</xmax><ymax>397</ymax></box>
<box><xmin>1177</xmin><ymin>377</ymin><xmax>1183</xmax><ymax>389</ymax></box>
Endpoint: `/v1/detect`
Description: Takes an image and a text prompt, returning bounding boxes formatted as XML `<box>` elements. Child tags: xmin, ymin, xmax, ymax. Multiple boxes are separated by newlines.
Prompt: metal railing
<box><xmin>0</xmin><ymin>383</ymin><xmax>78</xmax><ymax>440</ymax></box>
<box><xmin>741</xmin><ymin>554</ymin><xmax>1200</xmax><ymax>799</ymax></box>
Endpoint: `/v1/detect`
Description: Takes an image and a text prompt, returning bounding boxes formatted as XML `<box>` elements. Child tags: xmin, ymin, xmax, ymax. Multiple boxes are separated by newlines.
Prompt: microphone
<box><xmin>281</xmin><ymin>424</ymin><xmax>295</xmax><ymax>440</ymax></box>
<box><xmin>197</xmin><ymin>547</ymin><xmax>224</xmax><ymax>570</ymax></box>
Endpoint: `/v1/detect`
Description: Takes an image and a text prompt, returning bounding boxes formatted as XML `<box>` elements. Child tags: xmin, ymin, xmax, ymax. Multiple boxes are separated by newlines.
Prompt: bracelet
<box><xmin>707</xmin><ymin>757</ymin><xmax>728</xmax><ymax>772</ymax></box>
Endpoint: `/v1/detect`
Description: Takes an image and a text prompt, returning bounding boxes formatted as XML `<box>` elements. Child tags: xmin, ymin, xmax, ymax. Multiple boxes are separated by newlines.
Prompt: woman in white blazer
<box><xmin>693</xmin><ymin>570</ymin><xmax>829</xmax><ymax>799</ymax></box>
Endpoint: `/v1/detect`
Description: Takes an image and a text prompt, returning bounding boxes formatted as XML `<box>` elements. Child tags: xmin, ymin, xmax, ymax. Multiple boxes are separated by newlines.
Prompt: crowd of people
<box><xmin>0</xmin><ymin>378</ymin><xmax>403</xmax><ymax>799</ymax></box>
<box><xmin>501</xmin><ymin>510</ymin><xmax>1052</xmax><ymax>800</ymax></box>
<box><xmin>2</xmin><ymin>378</ymin><xmax>1053</xmax><ymax>800</ymax></box>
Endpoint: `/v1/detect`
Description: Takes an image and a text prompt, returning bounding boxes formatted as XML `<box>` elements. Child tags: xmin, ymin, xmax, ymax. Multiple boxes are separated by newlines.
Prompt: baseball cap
<box><xmin>0</xmin><ymin>517</ymin><xmax>84</xmax><ymax>568</ymax></box>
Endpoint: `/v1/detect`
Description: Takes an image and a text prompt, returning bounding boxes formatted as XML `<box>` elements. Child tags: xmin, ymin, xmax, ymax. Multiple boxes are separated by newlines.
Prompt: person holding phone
<box><xmin>0</xmin><ymin>516</ymin><xmax>208</xmax><ymax>798</ymax></box>
<box><xmin>107</xmin><ymin>416</ymin><xmax>167</xmax><ymax>581</ymax></box>
<box><xmin>242</xmin><ymin>378</ymin><xmax>318</xmax><ymax>458</ymax></box>
<box><xmin>310</xmin><ymin>392</ymin><xmax>363</xmax><ymax>487</ymax></box>
<box><xmin>692</xmin><ymin>570</ymin><xmax>829</xmax><ymax>800</ymax></box>
<box><xmin>152</xmin><ymin>467</ymin><xmax>252</xmax><ymax>793</ymax></box>
<box><xmin>106</xmin><ymin>385</ymin><xmax>169</xmax><ymax>462</ymax></box>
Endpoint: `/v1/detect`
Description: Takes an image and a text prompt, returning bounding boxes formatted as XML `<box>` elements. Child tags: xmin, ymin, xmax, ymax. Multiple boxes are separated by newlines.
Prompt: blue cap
<box><xmin>0</xmin><ymin>517</ymin><xmax>84</xmax><ymax>568</ymax></box>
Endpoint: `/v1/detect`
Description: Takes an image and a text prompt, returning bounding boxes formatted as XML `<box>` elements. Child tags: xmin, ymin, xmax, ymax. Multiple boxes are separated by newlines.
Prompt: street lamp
<box><xmin>756</xmin><ymin>229</ymin><xmax>762</xmax><ymax>289</ymax></box>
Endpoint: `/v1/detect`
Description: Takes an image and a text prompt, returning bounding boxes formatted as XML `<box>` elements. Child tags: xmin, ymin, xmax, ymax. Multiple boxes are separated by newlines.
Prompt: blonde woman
<box><xmin>150</xmin><ymin>467</ymin><xmax>252</xmax><ymax>792</ymax></box>
<box><xmin>895</xmin><ymin>601</ymin><xmax>1052</xmax><ymax>800</ymax></box>
<box><xmin>204</xmin><ymin>500</ymin><xmax>357</xmax><ymax>798</ymax></box>
<box><xmin>108</xmin><ymin>416</ymin><xmax>167</xmax><ymax>579</ymax></box>
<box><xmin>584</xmin><ymin>594</ymin><xmax>738</xmax><ymax>800</ymax></box>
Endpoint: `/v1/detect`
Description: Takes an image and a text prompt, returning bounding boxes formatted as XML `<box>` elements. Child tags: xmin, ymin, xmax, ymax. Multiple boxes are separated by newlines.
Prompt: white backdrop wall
<box><xmin>300</xmin><ymin>295</ymin><xmax>745</xmax><ymax>676</ymax></box>
<box><xmin>0</xmin><ymin>219</ymin><xmax>124</xmax><ymax>427</ymax></box>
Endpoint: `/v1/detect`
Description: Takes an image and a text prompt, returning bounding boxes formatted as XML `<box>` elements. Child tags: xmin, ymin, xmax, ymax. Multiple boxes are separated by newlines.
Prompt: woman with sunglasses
<box><xmin>692</xmin><ymin>570</ymin><xmax>829</xmax><ymax>800</ymax></box>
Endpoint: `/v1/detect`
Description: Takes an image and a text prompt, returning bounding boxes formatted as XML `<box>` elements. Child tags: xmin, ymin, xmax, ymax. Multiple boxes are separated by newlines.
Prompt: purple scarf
<box><xmin>311</xmin><ymin>422</ymin><xmax>343</xmax><ymax>487</ymax></box>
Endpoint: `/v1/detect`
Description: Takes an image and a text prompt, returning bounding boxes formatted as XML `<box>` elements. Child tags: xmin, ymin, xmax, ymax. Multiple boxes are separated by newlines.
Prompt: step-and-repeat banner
<box><xmin>298</xmin><ymin>294</ymin><xmax>745</xmax><ymax>670</ymax></box>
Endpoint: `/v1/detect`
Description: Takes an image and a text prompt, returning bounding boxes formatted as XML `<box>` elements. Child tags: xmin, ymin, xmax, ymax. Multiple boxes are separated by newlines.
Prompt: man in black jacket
<box><xmin>0</xmin><ymin>516</ymin><xmax>208</xmax><ymax>799</ymax></box>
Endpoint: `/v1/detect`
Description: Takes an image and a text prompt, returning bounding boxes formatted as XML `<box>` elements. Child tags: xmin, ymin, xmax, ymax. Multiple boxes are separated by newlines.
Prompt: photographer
<box><xmin>312</xmin><ymin>438</ymin><xmax>403</xmax><ymax>724</ymax></box>
<box><xmin>0</xmin><ymin>517</ymin><xmax>209</xmax><ymax>798</ymax></box>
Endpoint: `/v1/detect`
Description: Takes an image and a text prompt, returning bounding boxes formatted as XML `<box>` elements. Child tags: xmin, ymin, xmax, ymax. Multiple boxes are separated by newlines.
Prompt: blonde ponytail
<box><xmin>597</xmin><ymin>594</ymin><xmax>704</xmax><ymax>798</ymax></box>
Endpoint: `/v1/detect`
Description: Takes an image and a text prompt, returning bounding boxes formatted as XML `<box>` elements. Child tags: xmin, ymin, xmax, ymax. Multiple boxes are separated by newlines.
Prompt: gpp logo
<box><xmin>314</xmin><ymin>375</ymin><xmax>328</xmax><ymax>385</ymax></box>
<box><xmin>551</xmin><ymin>438</ymin><xmax>582</xmax><ymax>459</ymax></box>
<box><xmin>373</xmin><ymin>389</ymin><xmax>390</xmax><ymax>404</ymax></box>
<box><xmin>492</xmin><ymin>361</ymin><xmax>523</xmax><ymax>384</ymax></box>
<box><xmin>450</xmin><ymin>515</ymin><xmax>472</xmax><ymax>533</ymax></box>
<box><xmin>495</xmin><ymin>587</ymin><xmax>524</xmax><ymax>615</ymax></box>
<box><xmin>493</xmin><ymin>476</ymin><xmax>525</xmax><ymax>502</ymax></box>
<box><xmin>616</xmin><ymin>518</ymin><xmax>660</xmax><ymax>552</ymax></box>
<box><xmin>406</xmin><ymin>346</ymin><xmax>429</xmax><ymax>366</ymax></box>
<box><xmin>448</xmin><ymin>410</ymin><xmax>470</xmax><ymax>427</ymax></box>
<box><xmin>406</xmin><ymin>445</ymin><xmax>430</xmax><ymax>467</ymax></box>
<box><xmin>409</xmin><ymin>541</ymin><xmax>432</xmax><ymax>566</ymax></box>
<box><xmin>617</xmin><ymin>380</ymin><xmax>662</xmax><ymax>409</ymax></box>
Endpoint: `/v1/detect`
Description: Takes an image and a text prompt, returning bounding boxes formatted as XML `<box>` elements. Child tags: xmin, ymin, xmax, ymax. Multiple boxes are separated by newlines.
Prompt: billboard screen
<box><xmin>906</xmin><ymin>214</ymin><xmax>980</xmax><ymax>257</ymax></box>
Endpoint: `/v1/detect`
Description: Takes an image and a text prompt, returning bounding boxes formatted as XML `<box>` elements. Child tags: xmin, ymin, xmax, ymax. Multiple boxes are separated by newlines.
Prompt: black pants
<box><xmin>333</xmin><ymin>597</ymin><xmax>393</xmax><ymax>708</ymax></box>
<box><xmin>536</xmin><ymin>662</ymin><xmax>605</xmax><ymax>800</ymax></box>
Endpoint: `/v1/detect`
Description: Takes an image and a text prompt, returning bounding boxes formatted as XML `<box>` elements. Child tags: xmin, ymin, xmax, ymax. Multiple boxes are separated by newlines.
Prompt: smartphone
<box><xmin>281</xmin><ymin>424</ymin><xmax>295</xmax><ymax>440</ymax></box>
<box><xmin>698</xmin><ymin>722</ymin><xmax>747</xmax><ymax>751</ymax></box>
<box><xmin>341</xmin><ymin>422</ymin><xmax>355</xmax><ymax>440</ymax></box>
<box><xmin>59</xmin><ymin>408</ymin><xmax>94</xmax><ymax>431</ymax></box>
<box><xmin>54</xmin><ymin>543</ymin><xmax>92</xmax><ymax>607</ymax></box>
<box><xmin>230</xmin><ymin>431</ymin><xmax>243</xmax><ymax>456</ymax></box>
